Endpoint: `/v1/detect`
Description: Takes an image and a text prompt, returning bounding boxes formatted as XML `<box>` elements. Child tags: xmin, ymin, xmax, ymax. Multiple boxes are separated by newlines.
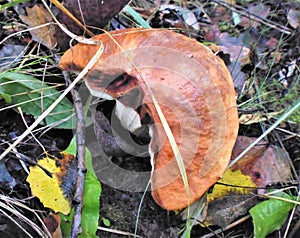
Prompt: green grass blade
<box><xmin>123</xmin><ymin>5</ymin><xmax>151</xmax><ymax>28</ymax></box>
<box><xmin>0</xmin><ymin>0</ymin><xmax>30</xmax><ymax>12</ymax></box>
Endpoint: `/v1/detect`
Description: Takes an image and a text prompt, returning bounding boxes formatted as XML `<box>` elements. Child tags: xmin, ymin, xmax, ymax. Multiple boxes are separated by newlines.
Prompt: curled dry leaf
<box><xmin>239</xmin><ymin>111</ymin><xmax>283</xmax><ymax>125</ymax></box>
<box><xmin>59</xmin><ymin>28</ymin><xmax>239</xmax><ymax>210</ymax></box>
<box><xmin>19</xmin><ymin>5</ymin><xmax>57</xmax><ymax>49</ymax></box>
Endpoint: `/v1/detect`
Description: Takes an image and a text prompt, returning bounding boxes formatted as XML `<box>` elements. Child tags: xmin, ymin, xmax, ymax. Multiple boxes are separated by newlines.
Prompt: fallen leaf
<box><xmin>43</xmin><ymin>214</ymin><xmax>62</xmax><ymax>238</ymax></box>
<box><xmin>207</xmin><ymin>169</ymin><xmax>256</xmax><ymax>202</ymax></box>
<box><xmin>239</xmin><ymin>3</ymin><xmax>270</xmax><ymax>28</ymax></box>
<box><xmin>55</xmin><ymin>0</ymin><xmax>130</xmax><ymax>50</ymax></box>
<box><xmin>250</xmin><ymin>191</ymin><xmax>296</xmax><ymax>238</ymax></box>
<box><xmin>287</xmin><ymin>8</ymin><xmax>300</xmax><ymax>29</ymax></box>
<box><xmin>239</xmin><ymin>111</ymin><xmax>283</xmax><ymax>125</ymax></box>
<box><xmin>26</xmin><ymin>152</ymin><xmax>78</xmax><ymax>215</ymax></box>
<box><xmin>19</xmin><ymin>5</ymin><xmax>57</xmax><ymax>48</ymax></box>
<box><xmin>205</xmin><ymin>194</ymin><xmax>258</xmax><ymax>227</ymax></box>
<box><xmin>151</xmin><ymin>5</ymin><xmax>200</xmax><ymax>31</ymax></box>
<box><xmin>221</xmin><ymin>45</ymin><xmax>250</xmax><ymax>65</ymax></box>
<box><xmin>0</xmin><ymin>44</ymin><xmax>26</xmax><ymax>71</ymax></box>
<box><xmin>198</xmin><ymin>135</ymin><xmax>291</xmax><ymax>227</ymax></box>
<box><xmin>0</xmin><ymin>160</ymin><xmax>17</xmax><ymax>191</ymax></box>
<box><xmin>59</xmin><ymin>28</ymin><xmax>239</xmax><ymax>210</ymax></box>
<box><xmin>218</xmin><ymin>32</ymin><xmax>251</xmax><ymax>65</ymax></box>
<box><xmin>231</xmin><ymin>136</ymin><xmax>291</xmax><ymax>187</ymax></box>
<box><xmin>201</xmin><ymin>169</ymin><xmax>258</xmax><ymax>227</ymax></box>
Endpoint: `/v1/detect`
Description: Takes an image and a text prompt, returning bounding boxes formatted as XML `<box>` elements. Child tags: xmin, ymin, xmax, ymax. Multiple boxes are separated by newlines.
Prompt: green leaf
<box><xmin>80</xmin><ymin>168</ymin><xmax>101</xmax><ymax>238</ymax></box>
<box><xmin>60</xmin><ymin>208</ymin><xmax>73</xmax><ymax>237</ymax></box>
<box><xmin>61</xmin><ymin>137</ymin><xmax>101</xmax><ymax>238</ymax></box>
<box><xmin>102</xmin><ymin>218</ymin><xmax>110</xmax><ymax>227</ymax></box>
<box><xmin>249</xmin><ymin>191</ymin><xmax>295</xmax><ymax>238</ymax></box>
<box><xmin>0</xmin><ymin>72</ymin><xmax>74</xmax><ymax>129</ymax></box>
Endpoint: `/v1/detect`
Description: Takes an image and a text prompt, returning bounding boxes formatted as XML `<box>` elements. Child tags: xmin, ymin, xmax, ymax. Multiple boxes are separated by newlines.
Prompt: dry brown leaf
<box><xmin>43</xmin><ymin>214</ymin><xmax>62</xmax><ymax>238</ymax></box>
<box><xmin>231</xmin><ymin>136</ymin><xmax>291</xmax><ymax>187</ymax></box>
<box><xmin>221</xmin><ymin>45</ymin><xmax>250</xmax><ymax>65</ymax></box>
<box><xmin>19</xmin><ymin>5</ymin><xmax>57</xmax><ymax>49</ymax></box>
<box><xmin>205</xmin><ymin>194</ymin><xmax>258</xmax><ymax>227</ymax></box>
<box><xmin>218</xmin><ymin>32</ymin><xmax>251</xmax><ymax>65</ymax></box>
<box><xmin>239</xmin><ymin>3</ymin><xmax>270</xmax><ymax>28</ymax></box>
<box><xmin>239</xmin><ymin>111</ymin><xmax>283</xmax><ymax>125</ymax></box>
<box><xmin>287</xmin><ymin>8</ymin><xmax>300</xmax><ymax>29</ymax></box>
<box><xmin>26</xmin><ymin>152</ymin><xmax>77</xmax><ymax>215</ymax></box>
<box><xmin>55</xmin><ymin>0</ymin><xmax>130</xmax><ymax>50</ymax></box>
<box><xmin>202</xmin><ymin>135</ymin><xmax>291</xmax><ymax>227</ymax></box>
<box><xmin>59</xmin><ymin>28</ymin><xmax>239</xmax><ymax>210</ymax></box>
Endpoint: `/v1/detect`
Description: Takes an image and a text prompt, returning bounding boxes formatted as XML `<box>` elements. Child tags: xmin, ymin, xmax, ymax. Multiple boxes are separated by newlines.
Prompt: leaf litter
<box><xmin>0</xmin><ymin>0</ymin><xmax>299</xmax><ymax>237</ymax></box>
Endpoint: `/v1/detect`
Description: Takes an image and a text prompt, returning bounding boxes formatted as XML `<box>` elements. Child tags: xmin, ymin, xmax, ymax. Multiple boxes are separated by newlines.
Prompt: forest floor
<box><xmin>0</xmin><ymin>0</ymin><xmax>299</xmax><ymax>237</ymax></box>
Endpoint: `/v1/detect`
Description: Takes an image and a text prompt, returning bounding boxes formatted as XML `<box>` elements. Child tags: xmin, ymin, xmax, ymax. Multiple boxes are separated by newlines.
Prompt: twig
<box><xmin>201</xmin><ymin>215</ymin><xmax>251</xmax><ymax>238</ymax></box>
<box><xmin>211</xmin><ymin>0</ymin><xmax>292</xmax><ymax>35</ymax></box>
<box><xmin>98</xmin><ymin>226</ymin><xmax>143</xmax><ymax>238</ymax></box>
<box><xmin>63</xmin><ymin>71</ymin><xmax>86</xmax><ymax>238</ymax></box>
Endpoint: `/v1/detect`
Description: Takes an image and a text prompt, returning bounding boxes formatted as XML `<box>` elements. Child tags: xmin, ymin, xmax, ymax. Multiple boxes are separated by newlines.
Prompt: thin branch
<box><xmin>63</xmin><ymin>71</ymin><xmax>86</xmax><ymax>238</ymax></box>
<box><xmin>211</xmin><ymin>0</ymin><xmax>292</xmax><ymax>35</ymax></box>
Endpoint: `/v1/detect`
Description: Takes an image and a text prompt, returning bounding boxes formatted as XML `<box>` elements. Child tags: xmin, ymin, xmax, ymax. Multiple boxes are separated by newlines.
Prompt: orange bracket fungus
<box><xmin>59</xmin><ymin>28</ymin><xmax>239</xmax><ymax>210</ymax></box>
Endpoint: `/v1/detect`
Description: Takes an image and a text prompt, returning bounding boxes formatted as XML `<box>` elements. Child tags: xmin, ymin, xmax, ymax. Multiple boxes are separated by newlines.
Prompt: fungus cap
<box><xmin>59</xmin><ymin>28</ymin><xmax>239</xmax><ymax>210</ymax></box>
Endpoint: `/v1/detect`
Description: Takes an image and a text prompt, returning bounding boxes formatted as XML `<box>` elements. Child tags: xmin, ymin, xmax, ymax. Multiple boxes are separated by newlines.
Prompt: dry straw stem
<box><xmin>98</xmin><ymin>226</ymin><xmax>143</xmax><ymax>238</ymax></box>
<box><xmin>49</xmin><ymin>0</ymin><xmax>94</xmax><ymax>36</ymax></box>
<box><xmin>0</xmin><ymin>195</ymin><xmax>51</xmax><ymax>238</ymax></box>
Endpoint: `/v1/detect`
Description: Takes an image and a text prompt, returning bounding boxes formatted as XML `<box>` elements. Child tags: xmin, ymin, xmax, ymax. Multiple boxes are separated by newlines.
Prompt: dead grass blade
<box><xmin>0</xmin><ymin>41</ymin><xmax>103</xmax><ymax>161</ymax></box>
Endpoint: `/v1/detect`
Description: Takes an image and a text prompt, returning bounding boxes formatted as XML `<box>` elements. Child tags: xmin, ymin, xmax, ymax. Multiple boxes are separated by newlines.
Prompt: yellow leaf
<box><xmin>26</xmin><ymin>153</ymin><xmax>77</xmax><ymax>215</ymax></box>
<box><xmin>207</xmin><ymin>169</ymin><xmax>256</xmax><ymax>202</ymax></box>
